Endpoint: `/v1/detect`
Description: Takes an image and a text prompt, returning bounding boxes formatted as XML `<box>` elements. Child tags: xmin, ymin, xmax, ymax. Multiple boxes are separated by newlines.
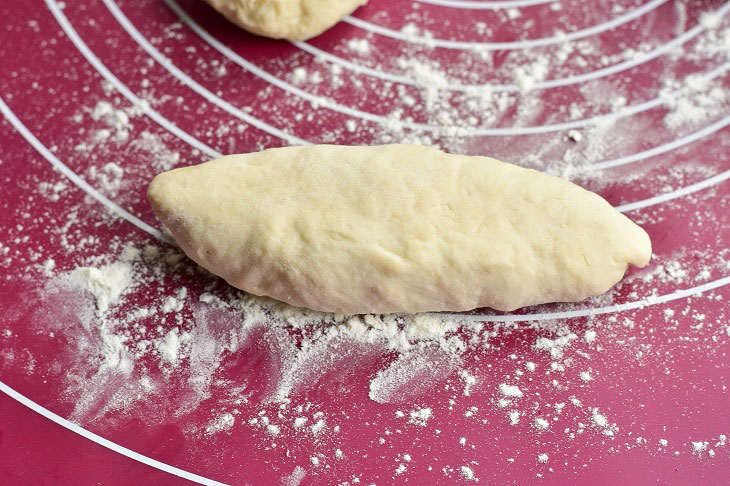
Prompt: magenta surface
<box><xmin>1</xmin><ymin>0</ymin><xmax>730</xmax><ymax>484</ymax></box>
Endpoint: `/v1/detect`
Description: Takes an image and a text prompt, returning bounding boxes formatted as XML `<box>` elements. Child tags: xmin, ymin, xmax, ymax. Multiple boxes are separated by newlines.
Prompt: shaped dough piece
<box><xmin>148</xmin><ymin>144</ymin><xmax>652</xmax><ymax>314</ymax></box>
<box><xmin>202</xmin><ymin>0</ymin><xmax>368</xmax><ymax>41</ymax></box>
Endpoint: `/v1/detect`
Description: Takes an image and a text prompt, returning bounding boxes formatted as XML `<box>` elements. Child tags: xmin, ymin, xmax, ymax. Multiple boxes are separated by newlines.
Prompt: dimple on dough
<box><xmin>148</xmin><ymin>144</ymin><xmax>652</xmax><ymax>314</ymax></box>
<box><xmin>202</xmin><ymin>0</ymin><xmax>368</xmax><ymax>41</ymax></box>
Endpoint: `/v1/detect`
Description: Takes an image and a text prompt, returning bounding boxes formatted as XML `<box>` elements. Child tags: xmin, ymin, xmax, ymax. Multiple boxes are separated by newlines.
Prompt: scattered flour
<box><xmin>499</xmin><ymin>383</ymin><xmax>524</xmax><ymax>398</ymax></box>
<box><xmin>513</xmin><ymin>56</ymin><xmax>550</xmax><ymax>92</ymax></box>
<box><xmin>592</xmin><ymin>410</ymin><xmax>608</xmax><ymax>428</ymax></box>
<box><xmin>206</xmin><ymin>412</ymin><xmax>235</xmax><ymax>434</ymax></box>
<box><xmin>534</xmin><ymin>417</ymin><xmax>550</xmax><ymax>430</ymax></box>
<box><xmin>460</xmin><ymin>465</ymin><xmax>475</xmax><ymax>481</ymax></box>
<box><xmin>8</xmin><ymin>5</ymin><xmax>730</xmax><ymax>480</ymax></box>
<box><xmin>157</xmin><ymin>327</ymin><xmax>191</xmax><ymax>365</ymax></box>
<box><xmin>409</xmin><ymin>407</ymin><xmax>433</xmax><ymax>426</ymax></box>
<box><xmin>369</xmin><ymin>351</ymin><xmax>460</xmax><ymax>404</ymax></box>
<box><xmin>346</xmin><ymin>38</ymin><xmax>371</xmax><ymax>55</ymax></box>
<box><xmin>459</xmin><ymin>370</ymin><xmax>476</xmax><ymax>396</ymax></box>
<box><xmin>69</xmin><ymin>262</ymin><xmax>132</xmax><ymax>315</ymax></box>
<box><xmin>692</xmin><ymin>441</ymin><xmax>708</xmax><ymax>454</ymax></box>
<box><xmin>397</xmin><ymin>58</ymin><xmax>450</xmax><ymax>109</ymax></box>
<box><xmin>584</xmin><ymin>330</ymin><xmax>597</xmax><ymax>344</ymax></box>
<box><xmin>535</xmin><ymin>334</ymin><xmax>578</xmax><ymax>359</ymax></box>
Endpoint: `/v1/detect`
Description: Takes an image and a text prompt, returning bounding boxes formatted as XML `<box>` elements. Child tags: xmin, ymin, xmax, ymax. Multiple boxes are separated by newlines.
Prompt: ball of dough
<box><xmin>202</xmin><ymin>0</ymin><xmax>368</xmax><ymax>41</ymax></box>
<box><xmin>148</xmin><ymin>144</ymin><xmax>652</xmax><ymax>314</ymax></box>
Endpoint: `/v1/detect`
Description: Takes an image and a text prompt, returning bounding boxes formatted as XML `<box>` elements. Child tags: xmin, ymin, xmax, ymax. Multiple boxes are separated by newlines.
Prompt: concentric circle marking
<box><xmin>413</xmin><ymin>0</ymin><xmax>558</xmax><ymax>10</ymax></box>
<box><xmin>293</xmin><ymin>1</ymin><xmax>730</xmax><ymax>93</ymax></box>
<box><xmin>112</xmin><ymin>0</ymin><xmax>730</xmax><ymax>137</ymax></box>
<box><xmin>0</xmin><ymin>382</ymin><xmax>227</xmax><ymax>486</ymax></box>
<box><xmin>342</xmin><ymin>0</ymin><xmax>669</xmax><ymax>50</ymax></box>
<box><xmin>91</xmin><ymin>0</ymin><xmax>309</xmax><ymax>146</ymax></box>
<box><xmin>441</xmin><ymin>275</ymin><xmax>730</xmax><ymax>322</ymax></box>
<box><xmin>46</xmin><ymin>0</ymin><xmax>222</xmax><ymax>159</ymax></box>
<box><xmin>0</xmin><ymin>95</ymin><xmax>162</xmax><ymax>240</ymax></box>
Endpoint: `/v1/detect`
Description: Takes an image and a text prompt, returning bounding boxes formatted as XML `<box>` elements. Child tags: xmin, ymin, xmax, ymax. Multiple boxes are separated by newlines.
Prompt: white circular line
<box><xmin>342</xmin><ymin>0</ymin><xmax>669</xmax><ymax>50</ymax></box>
<box><xmin>45</xmin><ymin>0</ymin><xmax>223</xmax><ymax>160</ymax></box>
<box><xmin>0</xmin><ymin>382</ymin><xmax>228</xmax><ymax>486</ymax></box>
<box><xmin>4</xmin><ymin>91</ymin><xmax>730</xmax><ymax>325</ymax></box>
<box><xmin>42</xmin><ymin>0</ymin><xmax>730</xmax><ymax>223</ymax></box>
<box><xmin>293</xmin><ymin>40</ymin><xmax>418</xmax><ymax>85</ymax></box>
<box><xmin>613</xmin><ymin>168</ymin><xmax>730</xmax><ymax>212</ymax></box>
<box><xmin>588</xmin><ymin>112</ymin><xmax>730</xmax><ymax>171</ymax></box>
<box><xmin>0</xmin><ymin>95</ymin><xmax>163</xmax><ymax>241</ymax></box>
<box><xmin>294</xmin><ymin>1</ymin><xmax>730</xmax><ymax>93</ymax></box>
<box><xmin>53</xmin><ymin>0</ymin><xmax>730</xmax><ymax>172</ymax></box>
<box><xmin>41</xmin><ymin>0</ymin><xmax>730</xmax><ymax>171</ymax></box>
<box><xmin>90</xmin><ymin>0</ymin><xmax>308</xmax><ymax>146</ymax></box>
<box><xmin>2</xmin><ymin>86</ymin><xmax>216</xmax><ymax>481</ymax></box>
<box><xmin>39</xmin><ymin>0</ymin><xmax>730</xmax><ymax>202</ymax></box>
<box><xmin>33</xmin><ymin>0</ymin><xmax>730</xmax><ymax>199</ymax></box>
<box><xmin>117</xmin><ymin>0</ymin><xmax>730</xmax><ymax>139</ymax></box>
<box><xmin>413</xmin><ymin>0</ymin><xmax>557</xmax><ymax>9</ymax></box>
<box><xmin>441</xmin><ymin>275</ymin><xmax>730</xmax><ymax>322</ymax></box>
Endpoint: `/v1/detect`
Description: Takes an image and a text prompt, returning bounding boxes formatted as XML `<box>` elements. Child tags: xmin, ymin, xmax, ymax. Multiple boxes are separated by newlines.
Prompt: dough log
<box><xmin>148</xmin><ymin>144</ymin><xmax>652</xmax><ymax>314</ymax></box>
<box><xmin>202</xmin><ymin>0</ymin><xmax>368</xmax><ymax>41</ymax></box>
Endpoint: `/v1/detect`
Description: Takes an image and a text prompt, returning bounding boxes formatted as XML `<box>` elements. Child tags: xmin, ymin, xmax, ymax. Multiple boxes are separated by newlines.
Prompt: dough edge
<box><xmin>148</xmin><ymin>144</ymin><xmax>653</xmax><ymax>315</ymax></box>
<box><xmin>202</xmin><ymin>0</ymin><xmax>368</xmax><ymax>41</ymax></box>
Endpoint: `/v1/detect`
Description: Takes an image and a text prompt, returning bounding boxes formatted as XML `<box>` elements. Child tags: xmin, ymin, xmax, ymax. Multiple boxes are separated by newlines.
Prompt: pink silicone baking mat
<box><xmin>1</xmin><ymin>0</ymin><xmax>730</xmax><ymax>484</ymax></box>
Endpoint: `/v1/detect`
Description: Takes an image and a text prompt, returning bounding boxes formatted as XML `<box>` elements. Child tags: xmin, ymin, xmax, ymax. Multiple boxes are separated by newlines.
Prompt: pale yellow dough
<box><xmin>148</xmin><ymin>144</ymin><xmax>652</xmax><ymax>314</ymax></box>
<box><xmin>202</xmin><ymin>0</ymin><xmax>367</xmax><ymax>41</ymax></box>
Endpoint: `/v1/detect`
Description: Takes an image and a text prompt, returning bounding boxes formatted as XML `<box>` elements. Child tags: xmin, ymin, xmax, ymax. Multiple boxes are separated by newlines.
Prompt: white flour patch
<box><xmin>68</xmin><ymin>262</ymin><xmax>132</xmax><ymax>315</ymax></box>
<box><xmin>499</xmin><ymin>383</ymin><xmax>524</xmax><ymax>399</ymax></box>
<box><xmin>346</xmin><ymin>38</ymin><xmax>371</xmax><ymax>55</ymax></box>
<box><xmin>409</xmin><ymin>407</ymin><xmax>433</xmax><ymax>426</ymax></box>
<box><xmin>369</xmin><ymin>351</ymin><xmax>459</xmax><ymax>404</ymax></box>
<box><xmin>534</xmin><ymin>417</ymin><xmax>550</xmax><ymax>430</ymax></box>
<box><xmin>460</xmin><ymin>465</ymin><xmax>476</xmax><ymax>480</ymax></box>
<box><xmin>206</xmin><ymin>412</ymin><xmax>235</xmax><ymax>435</ymax></box>
<box><xmin>281</xmin><ymin>466</ymin><xmax>306</xmax><ymax>486</ymax></box>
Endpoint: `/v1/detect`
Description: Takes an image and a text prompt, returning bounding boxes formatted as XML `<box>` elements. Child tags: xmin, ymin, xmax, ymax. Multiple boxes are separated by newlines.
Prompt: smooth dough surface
<box><xmin>148</xmin><ymin>144</ymin><xmax>652</xmax><ymax>314</ymax></box>
<box><xmin>202</xmin><ymin>0</ymin><xmax>367</xmax><ymax>41</ymax></box>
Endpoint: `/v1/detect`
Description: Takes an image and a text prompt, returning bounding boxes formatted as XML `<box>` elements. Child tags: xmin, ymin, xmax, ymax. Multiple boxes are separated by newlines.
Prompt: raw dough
<box><xmin>202</xmin><ymin>0</ymin><xmax>368</xmax><ymax>41</ymax></box>
<box><xmin>148</xmin><ymin>144</ymin><xmax>652</xmax><ymax>314</ymax></box>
